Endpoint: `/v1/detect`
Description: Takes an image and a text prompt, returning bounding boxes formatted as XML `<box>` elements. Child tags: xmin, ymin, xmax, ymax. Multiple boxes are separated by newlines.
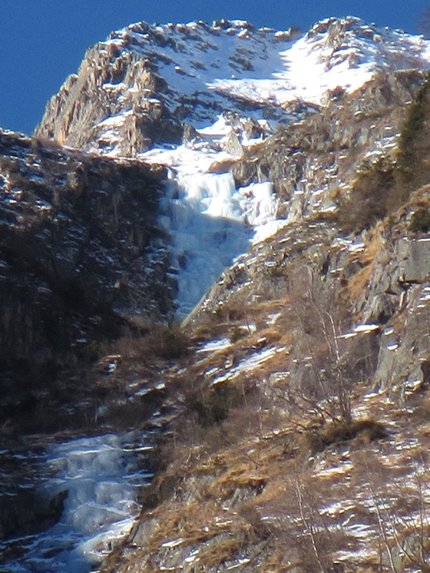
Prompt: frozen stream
<box><xmin>0</xmin><ymin>431</ymin><xmax>154</xmax><ymax>573</ymax></box>
<box><xmin>143</xmin><ymin>143</ymin><xmax>288</xmax><ymax>319</ymax></box>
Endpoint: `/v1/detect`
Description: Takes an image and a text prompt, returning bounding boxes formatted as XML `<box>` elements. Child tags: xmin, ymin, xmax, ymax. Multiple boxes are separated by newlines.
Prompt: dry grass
<box><xmin>210</xmin><ymin>465</ymin><xmax>267</xmax><ymax>496</ymax></box>
<box><xmin>102</xmin><ymin>208</ymin><xmax>430</xmax><ymax>573</ymax></box>
<box><xmin>304</xmin><ymin>419</ymin><xmax>387</xmax><ymax>454</ymax></box>
<box><xmin>112</xmin><ymin>376</ymin><xmax>430</xmax><ymax>573</ymax></box>
<box><xmin>196</xmin><ymin>535</ymin><xmax>244</xmax><ymax>568</ymax></box>
<box><xmin>105</xmin><ymin>324</ymin><xmax>191</xmax><ymax>368</ymax></box>
<box><xmin>347</xmin><ymin>263</ymin><xmax>375</xmax><ymax>303</ymax></box>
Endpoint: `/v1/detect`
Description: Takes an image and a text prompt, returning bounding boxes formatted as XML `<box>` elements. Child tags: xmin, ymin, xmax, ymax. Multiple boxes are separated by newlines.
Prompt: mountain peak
<box><xmin>35</xmin><ymin>15</ymin><xmax>430</xmax><ymax>159</ymax></box>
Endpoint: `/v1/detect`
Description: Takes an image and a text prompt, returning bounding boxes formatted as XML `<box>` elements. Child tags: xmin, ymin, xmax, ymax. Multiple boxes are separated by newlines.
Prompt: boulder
<box><xmin>0</xmin><ymin>489</ymin><xmax>68</xmax><ymax>539</ymax></box>
<box><xmin>398</xmin><ymin>237</ymin><xmax>430</xmax><ymax>283</ymax></box>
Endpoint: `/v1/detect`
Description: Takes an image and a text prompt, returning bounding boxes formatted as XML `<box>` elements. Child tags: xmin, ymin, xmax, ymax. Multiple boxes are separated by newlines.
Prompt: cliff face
<box><xmin>0</xmin><ymin>130</ymin><xmax>176</xmax><ymax>422</ymax></box>
<box><xmin>33</xmin><ymin>44</ymin><xmax>183</xmax><ymax>156</ymax></box>
<box><xmin>232</xmin><ymin>69</ymin><xmax>423</xmax><ymax>220</ymax></box>
<box><xmin>5</xmin><ymin>14</ymin><xmax>430</xmax><ymax>573</ymax></box>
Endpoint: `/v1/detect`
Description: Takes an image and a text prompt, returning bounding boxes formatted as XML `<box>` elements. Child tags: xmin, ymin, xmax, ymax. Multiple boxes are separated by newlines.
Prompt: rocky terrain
<box><xmin>3</xmin><ymin>14</ymin><xmax>430</xmax><ymax>573</ymax></box>
<box><xmin>0</xmin><ymin>129</ymin><xmax>179</xmax><ymax>433</ymax></box>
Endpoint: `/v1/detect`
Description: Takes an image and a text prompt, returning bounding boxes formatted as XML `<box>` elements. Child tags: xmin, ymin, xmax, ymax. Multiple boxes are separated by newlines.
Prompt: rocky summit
<box><xmin>3</xmin><ymin>14</ymin><xmax>430</xmax><ymax>573</ymax></box>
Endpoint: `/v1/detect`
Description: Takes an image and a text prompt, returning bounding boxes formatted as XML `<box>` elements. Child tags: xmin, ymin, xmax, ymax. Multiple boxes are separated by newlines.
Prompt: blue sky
<box><xmin>0</xmin><ymin>0</ymin><xmax>428</xmax><ymax>135</ymax></box>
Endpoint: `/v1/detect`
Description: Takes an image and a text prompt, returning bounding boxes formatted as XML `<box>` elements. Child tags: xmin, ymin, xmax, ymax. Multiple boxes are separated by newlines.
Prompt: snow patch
<box><xmin>211</xmin><ymin>346</ymin><xmax>277</xmax><ymax>385</ymax></box>
<box><xmin>197</xmin><ymin>338</ymin><xmax>232</xmax><ymax>354</ymax></box>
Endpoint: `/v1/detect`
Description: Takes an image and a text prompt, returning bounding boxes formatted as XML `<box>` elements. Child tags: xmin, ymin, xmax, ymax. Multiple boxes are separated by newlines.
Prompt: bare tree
<box><xmin>362</xmin><ymin>451</ymin><xmax>430</xmax><ymax>573</ymax></box>
<box><xmin>285</xmin><ymin>272</ymin><xmax>361</xmax><ymax>427</ymax></box>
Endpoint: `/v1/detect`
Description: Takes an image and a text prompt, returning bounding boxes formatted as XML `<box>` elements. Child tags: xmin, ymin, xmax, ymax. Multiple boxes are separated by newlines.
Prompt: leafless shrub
<box><xmin>305</xmin><ymin>419</ymin><xmax>387</xmax><ymax>454</ymax></box>
<box><xmin>266</xmin><ymin>473</ymin><xmax>347</xmax><ymax>573</ymax></box>
<box><xmin>358</xmin><ymin>450</ymin><xmax>430</xmax><ymax>573</ymax></box>
<box><xmin>112</xmin><ymin>323</ymin><xmax>190</xmax><ymax>363</ymax></box>
<box><xmin>284</xmin><ymin>274</ymin><xmax>357</xmax><ymax>426</ymax></box>
<box><xmin>185</xmin><ymin>380</ymin><xmax>244</xmax><ymax>427</ymax></box>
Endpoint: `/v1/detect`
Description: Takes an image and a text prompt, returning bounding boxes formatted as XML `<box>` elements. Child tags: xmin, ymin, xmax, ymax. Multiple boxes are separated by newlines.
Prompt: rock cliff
<box><xmin>0</xmin><ymin>129</ymin><xmax>176</xmax><ymax>426</ymax></box>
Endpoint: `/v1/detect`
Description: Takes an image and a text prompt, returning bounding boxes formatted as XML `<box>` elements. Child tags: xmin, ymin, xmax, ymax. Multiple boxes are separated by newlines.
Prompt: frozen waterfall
<box><xmin>159</xmin><ymin>168</ymin><xmax>281</xmax><ymax>318</ymax></box>
<box><xmin>1</xmin><ymin>432</ymin><xmax>153</xmax><ymax>573</ymax></box>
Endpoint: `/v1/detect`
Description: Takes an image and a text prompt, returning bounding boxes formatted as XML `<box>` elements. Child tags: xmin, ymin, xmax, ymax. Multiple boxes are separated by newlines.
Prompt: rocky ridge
<box><xmin>35</xmin><ymin>16</ymin><xmax>430</xmax><ymax>159</ymax></box>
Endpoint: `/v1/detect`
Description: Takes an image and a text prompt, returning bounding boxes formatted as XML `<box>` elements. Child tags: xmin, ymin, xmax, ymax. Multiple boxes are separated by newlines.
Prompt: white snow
<box><xmin>97</xmin><ymin>114</ymin><xmax>126</xmax><ymax>128</ymax></box>
<box><xmin>147</xmin><ymin>149</ymin><xmax>285</xmax><ymax>317</ymax></box>
<box><xmin>161</xmin><ymin>537</ymin><xmax>185</xmax><ymax>548</ymax></box>
<box><xmin>338</xmin><ymin>323</ymin><xmax>380</xmax><ymax>340</ymax></box>
<box><xmin>267</xmin><ymin>312</ymin><xmax>281</xmax><ymax>325</ymax></box>
<box><xmin>197</xmin><ymin>338</ymin><xmax>232</xmax><ymax>354</ymax></box>
<box><xmin>100</xmin><ymin>16</ymin><xmax>430</xmax><ymax>136</ymax></box>
<box><xmin>197</xmin><ymin>115</ymin><xmax>232</xmax><ymax>137</ymax></box>
<box><xmin>211</xmin><ymin>346</ymin><xmax>277</xmax><ymax>385</ymax></box>
<box><xmin>253</xmin><ymin>219</ymin><xmax>289</xmax><ymax>244</ymax></box>
<box><xmin>354</xmin><ymin>323</ymin><xmax>380</xmax><ymax>333</ymax></box>
<box><xmin>158</xmin><ymin>170</ymin><xmax>252</xmax><ymax>318</ymax></box>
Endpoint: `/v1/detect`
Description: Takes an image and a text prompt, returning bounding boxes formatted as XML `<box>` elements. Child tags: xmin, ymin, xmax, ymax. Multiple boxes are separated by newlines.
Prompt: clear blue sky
<box><xmin>0</xmin><ymin>0</ymin><xmax>428</xmax><ymax>135</ymax></box>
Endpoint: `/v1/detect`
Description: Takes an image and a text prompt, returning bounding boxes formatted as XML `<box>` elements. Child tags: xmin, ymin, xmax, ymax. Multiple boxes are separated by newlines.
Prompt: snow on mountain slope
<box><xmin>37</xmin><ymin>15</ymin><xmax>430</xmax><ymax>158</ymax></box>
<box><xmin>140</xmin><ymin>138</ymin><xmax>282</xmax><ymax>316</ymax></box>
<box><xmin>133</xmin><ymin>18</ymin><xmax>430</xmax><ymax>317</ymax></box>
<box><xmin>104</xmin><ymin>16</ymin><xmax>430</xmax><ymax>127</ymax></box>
<box><xmin>35</xmin><ymin>16</ymin><xmax>430</xmax><ymax>318</ymax></box>
<box><xmin>9</xmin><ymin>16</ymin><xmax>430</xmax><ymax>573</ymax></box>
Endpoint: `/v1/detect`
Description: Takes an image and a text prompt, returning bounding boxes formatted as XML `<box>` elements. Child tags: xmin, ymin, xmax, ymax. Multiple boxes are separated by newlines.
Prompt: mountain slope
<box><xmin>4</xmin><ymin>14</ymin><xmax>430</xmax><ymax>573</ymax></box>
<box><xmin>0</xmin><ymin>129</ymin><xmax>175</xmax><ymax>428</ymax></box>
<box><xmin>36</xmin><ymin>16</ymin><xmax>430</xmax><ymax>155</ymax></box>
<box><xmin>92</xmin><ymin>18</ymin><xmax>430</xmax><ymax>573</ymax></box>
<box><xmin>34</xmin><ymin>16</ymin><xmax>430</xmax><ymax>318</ymax></box>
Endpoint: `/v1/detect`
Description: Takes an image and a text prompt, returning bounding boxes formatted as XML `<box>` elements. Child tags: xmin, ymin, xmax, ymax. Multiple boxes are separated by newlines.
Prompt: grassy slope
<box><xmin>98</xmin><ymin>77</ymin><xmax>430</xmax><ymax>572</ymax></box>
